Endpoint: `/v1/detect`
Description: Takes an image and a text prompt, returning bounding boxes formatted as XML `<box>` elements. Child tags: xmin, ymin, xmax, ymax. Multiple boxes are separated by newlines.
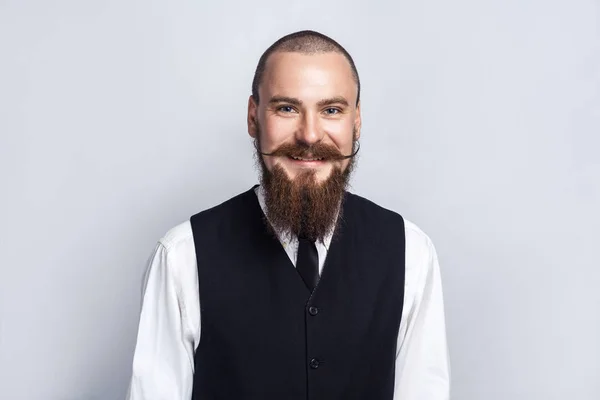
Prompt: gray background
<box><xmin>1</xmin><ymin>0</ymin><xmax>598</xmax><ymax>399</ymax></box>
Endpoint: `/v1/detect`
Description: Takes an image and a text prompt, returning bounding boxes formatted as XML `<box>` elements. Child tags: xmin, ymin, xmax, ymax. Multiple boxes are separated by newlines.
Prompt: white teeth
<box><xmin>291</xmin><ymin>156</ymin><xmax>324</xmax><ymax>161</ymax></box>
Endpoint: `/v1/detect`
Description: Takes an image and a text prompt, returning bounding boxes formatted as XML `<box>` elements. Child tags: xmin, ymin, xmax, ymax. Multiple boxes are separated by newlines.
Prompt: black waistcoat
<box><xmin>189</xmin><ymin>185</ymin><xmax>406</xmax><ymax>400</ymax></box>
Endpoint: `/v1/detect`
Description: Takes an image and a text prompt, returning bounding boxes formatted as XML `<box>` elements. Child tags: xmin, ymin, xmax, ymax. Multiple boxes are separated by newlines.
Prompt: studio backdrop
<box><xmin>0</xmin><ymin>1</ymin><xmax>598</xmax><ymax>399</ymax></box>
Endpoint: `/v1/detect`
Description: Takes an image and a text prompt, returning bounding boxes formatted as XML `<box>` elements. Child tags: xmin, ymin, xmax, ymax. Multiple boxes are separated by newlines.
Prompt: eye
<box><xmin>324</xmin><ymin>108</ymin><xmax>341</xmax><ymax>115</ymax></box>
<box><xmin>278</xmin><ymin>105</ymin><xmax>296</xmax><ymax>113</ymax></box>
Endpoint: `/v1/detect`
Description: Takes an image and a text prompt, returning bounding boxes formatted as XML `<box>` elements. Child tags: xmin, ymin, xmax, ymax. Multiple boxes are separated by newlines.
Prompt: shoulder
<box><xmin>155</xmin><ymin>187</ymin><xmax>256</xmax><ymax>263</ymax></box>
<box><xmin>156</xmin><ymin>220</ymin><xmax>197</xmax><ymax>281</ymax></box>
<box><xmin>149</xmin><ymin>220</ymin><xmax>198</xmax><ymax>300</ymax></box>
<box><xmin>403</xmin><ymin>218</ymin><xmax>436</xmax><ymax>261</ymax></box>
<box><xmin>159</xmin><ymin>219</ymin><xmax>194</xmax><ymax>252</ymax></box>
<box><xmin>345</xmin><ymin>192</ymin><xmax>401</xmax><ymax>218</ymax></box>
<box><xmin>344</xmin><ymin>192</ymin><xmax>404</xmax><ymax>235</ymax></box>
<box><xmin>346</xmin><ymin>192</ymin><xmax>436</xmax><ymax>260</ymax></box>
<box><xmin>190</xmin><ymin>188</ymin><xmax>255</xmax><ymax>223</ymax></box>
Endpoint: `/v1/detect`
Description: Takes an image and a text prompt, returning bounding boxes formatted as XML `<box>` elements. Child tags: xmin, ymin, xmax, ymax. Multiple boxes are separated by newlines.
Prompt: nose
<box><xmin>295</xmin><ymin>111</ymin><xmax>323</xmax><ymax>146</ymax></box>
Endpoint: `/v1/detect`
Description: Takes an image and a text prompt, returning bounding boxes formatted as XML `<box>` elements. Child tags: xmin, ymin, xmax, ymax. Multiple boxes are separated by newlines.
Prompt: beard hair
<box><xmin>254</xmin><ymin>124</ymin><xmax>359</xmax><ymax>243</ymax></box>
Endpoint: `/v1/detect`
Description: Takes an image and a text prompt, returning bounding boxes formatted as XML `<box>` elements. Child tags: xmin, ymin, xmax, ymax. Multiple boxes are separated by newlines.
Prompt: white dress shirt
<box><xmin>126</xmin><ymin>186</ymin><xmax>450</xmax><ymax>399</ymax></box>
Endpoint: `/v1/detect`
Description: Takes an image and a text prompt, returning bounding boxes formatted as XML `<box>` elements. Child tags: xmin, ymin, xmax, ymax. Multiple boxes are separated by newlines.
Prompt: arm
<box><xmin>126</xmin><ymin>242</ymin><xmax>195</xmax><ymax>400</ymax></box>
<box><xmin>394</xmin><ymin>236</ymin><xmax>451</xmax><ymax>399</ymax></box>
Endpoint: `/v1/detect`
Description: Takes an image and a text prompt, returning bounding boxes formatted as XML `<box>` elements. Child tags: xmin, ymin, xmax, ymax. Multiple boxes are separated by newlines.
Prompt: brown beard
<box><xmin>254</xmin><ymin>125</ymin><xmax>358</xmax><ymax>243</ymax></box>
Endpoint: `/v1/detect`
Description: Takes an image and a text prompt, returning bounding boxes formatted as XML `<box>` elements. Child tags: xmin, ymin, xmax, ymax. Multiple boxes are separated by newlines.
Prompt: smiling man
<box><xmin>127</xmin><ymin>30</ymin><xmax>450</xmax><ymax>400</ymax></box>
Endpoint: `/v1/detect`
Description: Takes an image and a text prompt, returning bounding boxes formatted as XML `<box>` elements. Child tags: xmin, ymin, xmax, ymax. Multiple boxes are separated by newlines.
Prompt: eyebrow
<box><xmin>268</xmin><ymin>96</ymin><xmax>302</xmax><ymax>107</ymax></box>
<box><xmin>317</xmin><ymin>96</ymin><xmax>350</xmax><ymax>108</ymax></box>
<box><xmin>268</xmin><ymin>95</ymin><xmax>350</xmax><ymax>108</ymax></box>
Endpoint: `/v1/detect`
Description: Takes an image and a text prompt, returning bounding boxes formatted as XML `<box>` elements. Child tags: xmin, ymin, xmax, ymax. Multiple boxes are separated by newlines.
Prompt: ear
<box><xmin>354</xmin><ymin>101</ymin><xmax>362</xmax><ymax>140</ymax></box>
<box><xmin>247</xmin><ymin>95</ymin><xmax>258</xmax><ymax>138</ymax></box>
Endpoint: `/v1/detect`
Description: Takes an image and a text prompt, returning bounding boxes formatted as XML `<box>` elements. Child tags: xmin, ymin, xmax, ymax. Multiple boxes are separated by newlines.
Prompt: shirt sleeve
<box><xmin>394</xmin><ymin>236</ymin><xmax>451</xmax><ymax>399</ymax></box>
<box><xmin>126</xmin><ymin>241</ymin><xmax>195</xmax><ymax>400</ymax></box>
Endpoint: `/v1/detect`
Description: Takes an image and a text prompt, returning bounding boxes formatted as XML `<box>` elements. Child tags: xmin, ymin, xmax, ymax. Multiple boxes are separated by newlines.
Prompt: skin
<box><xmin>247</xmin><ymin>51</ymin><xmax>361</xmax><ymax>183</ymax></box>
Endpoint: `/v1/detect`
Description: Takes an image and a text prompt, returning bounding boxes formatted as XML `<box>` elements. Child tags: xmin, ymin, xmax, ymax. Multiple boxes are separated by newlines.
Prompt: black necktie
<box><xmin>297</xmin><ymin>236</ymin><xmax>319</xmax><ymax>291</ymax></box>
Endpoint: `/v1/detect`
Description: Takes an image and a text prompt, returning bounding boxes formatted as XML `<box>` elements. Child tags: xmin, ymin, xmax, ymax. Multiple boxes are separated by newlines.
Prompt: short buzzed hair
<box><xmin>251</xmin><ymin>30</ymin><xmax>361</xmax><ymax>106</ymax></box>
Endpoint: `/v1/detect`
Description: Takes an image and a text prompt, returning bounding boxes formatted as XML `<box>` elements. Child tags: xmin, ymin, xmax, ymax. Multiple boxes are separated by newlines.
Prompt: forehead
<box><xmin>260</xmin><ymin>51</ymin><xmax>357</xmax><ymax>104</ymax></box>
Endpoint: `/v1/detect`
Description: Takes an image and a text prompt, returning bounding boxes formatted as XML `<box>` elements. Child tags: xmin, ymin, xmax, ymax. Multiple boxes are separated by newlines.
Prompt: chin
<box><xmin>289</xmin><ymin>165</ymin><xmax>333</xmax><ymax>182</ymax></box>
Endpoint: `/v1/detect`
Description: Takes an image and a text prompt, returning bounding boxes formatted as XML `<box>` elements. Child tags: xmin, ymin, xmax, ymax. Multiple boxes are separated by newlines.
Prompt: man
<box><xmin>127</xmin><ymin>30</ymin><xmax>450</xmax><ymax>399</ymax></box>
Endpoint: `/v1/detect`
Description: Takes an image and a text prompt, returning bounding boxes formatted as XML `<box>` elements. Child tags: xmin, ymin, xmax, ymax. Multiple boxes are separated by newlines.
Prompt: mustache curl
<box><xmin>254</xmin><ymin>140</ymin><xmax>360</xmax><ymax>161</ymax></box>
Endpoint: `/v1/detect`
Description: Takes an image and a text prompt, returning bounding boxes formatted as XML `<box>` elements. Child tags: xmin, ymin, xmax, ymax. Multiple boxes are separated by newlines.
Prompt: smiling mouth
<box><xmin>289</xmin><ymin>156</ymin><xmax>326</xmax><ymax>162</ymax></box>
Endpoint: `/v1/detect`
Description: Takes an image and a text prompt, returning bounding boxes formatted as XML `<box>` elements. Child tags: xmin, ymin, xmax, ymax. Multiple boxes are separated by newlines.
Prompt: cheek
<box><xmin>259</xmin><ymin>119</ymin><xmax>295</xmax><ymax>171</ymax></box>
<box><xmin>326</xmin><ymin>122</ymin><xmax>355</xmax><ymax>153</ymax></box>
<box><xmin>261</xmin><ymin>118</ymin><xmax>296</xmax><ymax>148</ymax></box>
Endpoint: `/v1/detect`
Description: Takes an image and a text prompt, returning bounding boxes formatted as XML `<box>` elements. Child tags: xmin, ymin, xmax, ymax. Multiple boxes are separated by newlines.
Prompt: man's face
<box><xmin>248</xmin><ymin>51</ymin><xmax>361</xmax><ymax>183</ymax></box>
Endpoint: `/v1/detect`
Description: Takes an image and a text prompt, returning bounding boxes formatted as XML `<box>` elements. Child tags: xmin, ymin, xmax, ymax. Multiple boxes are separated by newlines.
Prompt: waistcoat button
<box><xmin>309</xmin><ymin>358</ymin><xmax>320</xmax><ymax>369</ymax></box>
<box><xmin>308</xmin><ymin>306</ymin><xmax>319</xmax><ymax>316</ymax></box>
